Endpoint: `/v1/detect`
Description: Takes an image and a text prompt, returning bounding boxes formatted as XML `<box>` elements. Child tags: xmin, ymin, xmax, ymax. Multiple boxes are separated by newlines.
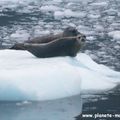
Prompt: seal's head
<box><xmin>76</xmin><ymin>33</ymin><xmax>86</xmax><ymax>47</ymax></box>
<box><xmin>63</xmin><ymin>27</ymin><xmax>86</xmax><ymax>45</ymax></box>
<box><xmin>63</xmin><ymin>27</ymin><xmax>80</xmax><ymax>37</ymax></box>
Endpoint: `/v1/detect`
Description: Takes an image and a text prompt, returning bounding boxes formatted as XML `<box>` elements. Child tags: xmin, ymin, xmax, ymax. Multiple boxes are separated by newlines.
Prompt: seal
<box><xmin>10</xmin><ymin>27</ymin><xmax>86</xmax><ymax>58</ymax></box>
<box><xmin>26</xmin><ymin>26</ymin><xmax>80</xmax><ymax>43</ymax></box>
<box><xmin>17</xmin><ymin>35</ymin><xmax>85</xmax><ymax>58</ymax></box>
<box><xmin>10</xmin><ymin>27</ymin><xmax>81</xmax><ymax>50</ymax></box>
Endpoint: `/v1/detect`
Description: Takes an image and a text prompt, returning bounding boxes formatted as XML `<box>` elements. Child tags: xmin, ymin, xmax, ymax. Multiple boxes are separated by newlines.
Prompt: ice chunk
<box><xmin>0</xmin><ymin>50</ymin><xmax>119</xmax><ymax>100</ymax></box>
<box><xmin>40</xmin><ymin>5</ymin><xmax>60</xmax><ymax>12</ymax></box>
<box><xmin>90</xmin><ymin>2</ymin><xmax>108</xmax><ymax>6</ymax></box>
<box><xmin>108</xmin><ymin>31</ymin><xmax>120</xmax><ymax>40</ymax></box>
<box><xmin>54</xmin><ymin>11</ymin><xmax>64</xmax><ymax>19</ymax></box>
<box><xmin>54</xmin><ymin>10</ymin><xmax>86</xmax><ymax>19</ymax></box>
<box><xmin>10</xmin><ymin>29</ymin><xmax>30</xmax><ymax>42</ymax></box>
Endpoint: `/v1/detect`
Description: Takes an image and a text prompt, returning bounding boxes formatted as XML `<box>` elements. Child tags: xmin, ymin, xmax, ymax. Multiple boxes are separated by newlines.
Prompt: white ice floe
<box><xmin>66</xmin><ymin>2</ymin><xmax>75</xmax><ymax>8</ymax></box>
<box><xmin>88</xmin><ymin>14</ymin><xmax>100</xmax><ymax>19</ymax></box>
<box><xmin>94</xmin><ymin>25</ymin><xmax>104</xmax><ymax>31</ymax></box>
<box><xmin>10</xmin><ymin>29</ymin><xmax>30</xmax><ymax>42</ymax></box>
<box><xmin>108</xmin><ymin>31</ymin><xmax>120</xmax><ymax>40</ymax></box>
<box><xmin>86</xmin><ymin>36</ymin><xmax>96</xmax><ymax>40</ymax></box>
<box><xmin>77</xmin><ymin>25</ymin><xmax>96</xmax><ymax>36</ymax></box>
<box><xmin>52</xmin><ymin>0</ymin><xmax>62</xmax><ymax>3</ymax></box>
<box><xmin>54</xmin><ymin>11</ymin><xmax>64</xmax><ymax>19</ymax></box>
<box><xmin>54</xmin><ymin>9</ymin><xmax>86</xmax><ymax>19</ymax></box>
<box><xmin>0</xmin><ymin>0</ymin><xmax>31</xmax><ymax>6</ymax></box>
<box><xmin>104</xmin><ymin>9</ymin><xmax>118</xmax><ymax>16</ymax></box>
<box><xmin>90</xmin><ymin>2</ymin><xmax>108</xmax><ymax>6</ymax></box>
<box><xmin>40</xmin><ymin>5</ymin><xmax>60</xmax><ymax>12</ymax></box>
<box><xmin>0</xmin><ymin>50</ymin><xmax>120</xmax><ymax>100</ymax></box>
<box><xmin>64</xmin><ymin>9</ymin><xmax>86</xmax><ymax>18</ymax></box>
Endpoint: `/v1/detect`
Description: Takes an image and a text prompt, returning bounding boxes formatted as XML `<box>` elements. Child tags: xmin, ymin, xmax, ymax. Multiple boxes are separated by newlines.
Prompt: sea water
<box><xmin>0</xmin><ymin>0</ymin><xmax>120</xmax><ymax>120</ymax></box>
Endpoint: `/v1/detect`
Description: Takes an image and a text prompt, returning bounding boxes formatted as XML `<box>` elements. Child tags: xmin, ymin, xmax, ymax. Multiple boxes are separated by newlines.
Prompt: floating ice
<box><xmin>66</xmin><ymin>2</ymin><xmax>75</xmax><ymax>8</ymax></box>
<box><xmin>10</xmin><ymin>29</ymin><xmax>30</xmax><ymax>42</ymax></box>
<box><xmin>0</xmin><ymin>50</ymin><xmax>120</xmax><ymax>101</ymax></box>
<box><xmin>0</xmin><ymin>50</ymin><xmax>81</xmax><ymax>101</ymax></box>
<box><xmin>88</xmin><ymin>14</ymin><xmax>100</xmax><ymax>19</ymax></box>
<box><xmin>64</xmin><ymin>9</ymin><xmax>86</xmax><ymax>18</ymax></box>
<box><xmin>54</xmin><ymin>9</ymin><xmax>86</xmax><ymax>19</ymax></box>
<box><xmin>104</xmin><ymin>9</ymin><xmax>118</xmax><ymax>16</ymax></box>
<box><xmin>0</xmin><ymin>0</ymin><xmax>30</xmax><ymax>6</ymax></box>
<box><xmin>52</xmin><ymin>0</ymin><xmax>62</xmax><ymax>3</ymax></box>
<box><xmin>40</xmin><ymin>5</ymin><xmax>60</xmax><ymax>12</ymax></box>
<box><xmin>94</xmin><ymin>25</ymin><xmax>104</xmax><ymax>32</ymax></box>
<box><xmin>54</xmin><ymin>11</ymin><xmax>64</xmax><ymax>19</ymax></box>
<box><xmin>86</xmin><ymin>36</ymin><xmax>96</xmax><ymax>40</ymax></box>
<box><xmin>108</xmin><ymin>31</ymin><xmax>120</xmax><ymax>40</ymax></box>
<box><xmin>90</xmin><ymin>2</ymin><xmax>108</xmax><ymax>6</ymax></box>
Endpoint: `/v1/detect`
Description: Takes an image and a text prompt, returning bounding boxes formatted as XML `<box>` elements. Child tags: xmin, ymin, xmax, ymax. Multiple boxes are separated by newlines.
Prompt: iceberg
<box><xmin>0</xmin><ymin>50</ymin><xmax>119</xmax><ymax>100</ymax></box>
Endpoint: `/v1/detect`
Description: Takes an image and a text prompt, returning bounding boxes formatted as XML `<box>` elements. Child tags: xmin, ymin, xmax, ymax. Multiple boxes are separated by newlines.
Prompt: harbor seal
<box><xmin>10</xmin><ymin>27</ymin><xmax>86</xmax><ymax>58</ymax></box>
<box><xmin>10</xmin><ymin>27</ymin><xmax>81</xmax><ymax>50</ymax></box>
<box><xmin>26</xmin><ymin>26</ymin><xmax>81</xmax><ymax>44</ymax></box>
<box><xmin>16</xmin><ymin>35</ymin><xmax>85</xmax><ymax>58</ymax></box>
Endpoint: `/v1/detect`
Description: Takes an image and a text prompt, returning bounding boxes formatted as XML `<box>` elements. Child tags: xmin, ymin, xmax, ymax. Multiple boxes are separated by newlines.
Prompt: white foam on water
<box><xmin>0</xmin><ymin>50</ymin><xmax>120</xmax><ymax>100</ymax></box>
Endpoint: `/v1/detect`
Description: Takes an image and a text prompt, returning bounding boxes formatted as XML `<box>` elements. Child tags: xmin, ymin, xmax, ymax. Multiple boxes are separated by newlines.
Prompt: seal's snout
<box><xmin>77</xmin><ymin>34</ymin><xmax>86</xmax><ymax>44</ymax></box>
<box><xmin>81</xmin><ymin>35</ymin><xmax>86</xmax><ymax>42</ymax></box>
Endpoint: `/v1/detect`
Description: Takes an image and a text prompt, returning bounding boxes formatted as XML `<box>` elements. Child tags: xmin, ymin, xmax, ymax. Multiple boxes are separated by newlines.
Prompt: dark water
<box><xmin>76</xmin><ymin>85</ymin><xmax>120</xmax><ymax>120</ymax></box>
<box><xmin>0</xmin><ymin>95</ymin><xmax>82</xmax><ymax>120</ymax></box>
<box><xmin>0</xmin><ymin>0</ymin><xmax>120</xmax><ymax>120</ymax></box>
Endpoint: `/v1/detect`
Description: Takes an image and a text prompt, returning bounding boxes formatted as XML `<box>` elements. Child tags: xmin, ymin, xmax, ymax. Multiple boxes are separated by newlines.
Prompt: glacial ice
<box><xmin>0</xmin><ymin>50</ymin><xmax>119</xmax><ymax>100</ymax></box>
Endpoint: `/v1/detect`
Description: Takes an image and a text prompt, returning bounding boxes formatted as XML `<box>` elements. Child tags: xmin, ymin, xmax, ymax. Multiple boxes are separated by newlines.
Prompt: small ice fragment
<box><xmin>108</xmin><ymin>31</ymin><xmax>120</xmax><ymax>40</ymax></box>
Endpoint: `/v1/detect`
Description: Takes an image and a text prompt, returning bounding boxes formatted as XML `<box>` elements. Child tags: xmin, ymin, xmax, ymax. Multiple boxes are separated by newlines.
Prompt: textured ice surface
<box><xmin>0</xmin><ymin>50</ymin><xmax>120</xmax><ymax>100</ymax></box>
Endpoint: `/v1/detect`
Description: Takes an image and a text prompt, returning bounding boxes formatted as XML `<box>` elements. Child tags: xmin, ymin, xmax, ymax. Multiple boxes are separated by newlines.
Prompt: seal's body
<box><xmin>21</xmin><ymin>35</ymin><xmax>85</xmax><ymax>58</ymax></box>
<box><xmin>10</xmin><ymin>27</ymin><xmax>86</xmax><ymax>58</ymax></box>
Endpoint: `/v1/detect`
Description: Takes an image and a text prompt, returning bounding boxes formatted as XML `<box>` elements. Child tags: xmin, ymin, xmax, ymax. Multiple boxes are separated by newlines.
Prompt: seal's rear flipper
<box><xmin>10</xmin><ymin>43</ymin><xmax>26</xmax><ymax>50</ymax></box>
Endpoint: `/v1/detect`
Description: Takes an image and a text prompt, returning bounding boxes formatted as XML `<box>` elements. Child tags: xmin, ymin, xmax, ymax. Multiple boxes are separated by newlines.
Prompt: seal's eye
<box><xmin>78</xmin><ymin>36</ymin><xmax>81</xmax><ymax>39</ymax></box>
<box><xmin>76</xmin><ymin>35</ymin><xmax>80</xmax><ymax>39</ymax></box>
